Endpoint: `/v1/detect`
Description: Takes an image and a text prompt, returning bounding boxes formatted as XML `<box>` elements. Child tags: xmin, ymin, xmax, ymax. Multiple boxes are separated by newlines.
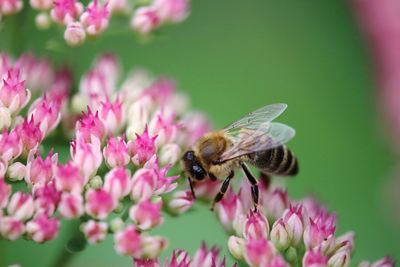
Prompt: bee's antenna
<box><xmin>187</xmin><ymin>177</ymin><xmax>196</xmax><ymax>200</ymax></box>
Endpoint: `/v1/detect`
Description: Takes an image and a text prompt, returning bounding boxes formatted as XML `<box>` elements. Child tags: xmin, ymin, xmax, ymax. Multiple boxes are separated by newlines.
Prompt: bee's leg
<box><xmin>188</xmin><ymin>177</ymin><xmax>196</xmax><ymax>199</ymax></box>
<box><xmin>210</xmin><ymin>171</ymin><xmax>234</xmax><ymax>211</ymax></box>
<box><xmin>241</xmin><ymin>162</ymin><xmax>259</xmax><ymax>212</ymax></box>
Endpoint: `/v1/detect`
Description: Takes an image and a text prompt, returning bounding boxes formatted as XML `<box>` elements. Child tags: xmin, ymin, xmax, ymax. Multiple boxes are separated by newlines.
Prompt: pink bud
<box><xmin>103</xmin><ymin>167</ymin><xmax>131</xmax><ymax>199</ymax></box>
<box><xmin>268</xmin><ymin>256</ymin><xmax>290</xmax><ymax>267</ymax></box>
<box><xmin>193</xmin><ymin>179</ymin><xmax>220</xmax><ymax>201</ymax></box>
<box><xmin>76</xmin><ymin>107</ymin><xmax>106</xmax><ymax>142</ymax></box>
<box><xmin>262</xmin><ymin>188</ymin><xmax>289</xmax><ymax>220</ymax></box>
<box><xmin>152</xmin><ymin>161</ymin><xmax>179</xmax><ymax>195</ymax></box>
<box><xmin>159</xmin><ymin>143</ymin><xmax>181</xmax><ymax>166</ymax></box>
<box><xmin>370</xmin><ymin>257</ymin><xmax>396</xmax><ymax>267</ymax></box>
<box><xmin>0</xmin><ymin>68</ymin><xmax>30</xmax><ymax>114</ymax></box>
<box><xmin>328</xmin><ymin>250</ymin><xmax>350</xmax><ymax>267</ymax></box>
<box><xmin>59</xmin><ymin>193</ymin><xmax>84</xmax><ymax>219</ymax></box>
<box><xmin>0</xmin><ymin>107</ymin><xmax>11</xmax><ymax>129</ymax></box>
<box><xmin>282</xmin><ymin>204</ymin><xmax>305</xmax><ymax>246</ymax></box>
<box><xmin>130</xmin><ymin>168</ymin><xmax>157</xmax><ymax>201</ymax></box>
<box><xmin>192</xmin><ymin>242</ymin><xmax>228</xmax><ymax>267</ymax></box>
<box><xmin>25</xmin><ymin>151</ymin><xmax>58</xmax><ymax>186</ymax></box>
<box><xmin>126</xmin><ymin>96</ymin><xmax>152</xmax><ymax>138</ymax></box>
<box><xmin>14</xmin><ymin>116</ymin><xmax>43</xmax><ymax>152</ymax></box>
<box><xmin>103</xmin><ymin>136</ymin><xmax>130</xmax><ymax>168</ymax></box>
<box><xmin>153</xmin><ymin>0</ymin><xmax>189</xmax><ymax>23</ymax></box>
<box><xmin>244</xmin><ymin>236</ymin><xmax>276</xmax><ymax>266</ymax></box>
<box><xmin>70</xmin><ymin>136</ymin><xmax>102</xmax><ymax>179</ymax></box>
<box><xmin>302</xmin><ymin>248</ymin><xmax>328</xmax><ymax>267</ymax></box>
<box><xmin>29</xmin><ymin>0</ymin><xmax>52</xmax><ymax>11</ymax></box>
<box><xmin>243</xmin><ymin>210</ymin><xmax>269</xmax><ymax>240</ymax></box>
<box><xmin>0</xmin><ymin>129</ymin><xmax>23</xmax><ymax>163</ymax></box>
<box><xmin>64</xmin><ymin>22</ymin><xmax>86</xmax><ymax>46</ymax></box>
<box><xmin>216</xmin><ymin>188</ymin><xmax>243</xmax><ymax>232</ymax></box>
<box><xmin>130</xmin><ymin>6</ymin><xmax>160</xmax><ymax>34</ymax></box>
<box><xmin>129</xmin><ymin>125</ymin><xmax>157</xmax><ymax>166</ymax></box>
<box><xmin>51</xmin><ymin>0</ymin><xmax>83</xmax><ymax>24</ymax></box>
<box><xmin>129</xmin><ymin>199</ymin><xmax>163</xmax><ymax>230</ymax></box>
<box><xmin>141</xmin><ymin>235</ymin><xmax>168</xmax><ymax>258</ymax></box>
<box><xmin>178</xmin><ymin>112</ymin><xmax>210</xmax><ymax>147</ymax></box>
<box><xmin>228</xmin><ymin>236</ymin><xmax>245</xmax><ymax>260</ymax></box>
<box><xmin>133</xmin><ymin>259</ymin><xmax>159</xmax><ymax>267</ymax></box>
<box><xmin>82</xmin><ymin>220</ymin><xmax>108</xmax><ymax>244</ymax></box>
<box><xmin>79</xmin><ymin>69</ymin><xmax>110</xmax><ymax>107</ymax></box>
<box><xmin>26</xmin><ymin>213</ymin><xmax>60</xmax><ymax>243</ymax></box>
<box><xmin>165</xmin><ymin>250</ymin><xmax>191</xmax><ymax>267</ymax></box>
<box><xmin>55</xmin><ymin>161</ymin><xmax>85</xmax><ymax>193</ymax></box>
<box><xmin>0</xmin><ymin>216</ymin><xmax>25</xmax><ymax>240</ymax></box>
<box><xmin>168</xmin><ymin>190</ymin><xmax>194</xmax><ymax>214</ymax></box>
<box><xmin>28</xmin><ymin>95</ymin><xmax>61</xmax><ymax>135</ymax></box>
<box><xmin>7</xmin><ymin>192</ymin><xmax>35</xmax><ymax>221</ymax></box>
<box><xmin>270</xmin><ymin>219</ymin><xmax>290</xmax><ymax>251</ymax></box>
<box><xmin>148</xmin><ymin>111</ymin><xmax>177</xmax><ymax>146</ymax></box>
<box><xmin>33</xmin><ymin>182</ymin><xmax>61</xmax><ymax>216</ymax></box>
<box><xmin>334</xmin><ymin>232</ymin><xmax>355</xmax><ymax>253</ymax></box>
<box><xmin>99</xmin><ymin>98</ymin><xmax>124</xmax><ymax>133</ymax></box>
<box><xmin>0</xmin><ymin>0</ymin><xmax>23</xmax><ymax>15</ymax></box>
<box><xmin>95</xmin><ymin>53</ymin><xmax>120</xmax><ymax>85</ymax></box>
<box><xmin>303</xmin><ymin>211</ymin><xmax>336</xmax><ymax>253</ymax></box>
<box><xmin>114</xmin><ymin>225</ymin><xmax>142</xmax><ymax>257</ymax></box>
<box><xmin>85</xmin><ymin>188</ymin><xmax>116</xmax><ymax>219</ymax></box>
<box><xmin>0</xmin><ymin>177</ymin><xmax>11</xmax><ymax>208</ymax></box>
<box><xmin>80</xmin><ymin>0</ymin><xmax>110</xmax><ymax>35</ymax></box>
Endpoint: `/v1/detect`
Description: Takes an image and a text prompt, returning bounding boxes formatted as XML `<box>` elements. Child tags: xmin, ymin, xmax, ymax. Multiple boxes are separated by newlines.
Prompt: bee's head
<box><xmin>182</xmin><ymin>150</ymin><xmax>207</xmax><ymax>181</ymax></box>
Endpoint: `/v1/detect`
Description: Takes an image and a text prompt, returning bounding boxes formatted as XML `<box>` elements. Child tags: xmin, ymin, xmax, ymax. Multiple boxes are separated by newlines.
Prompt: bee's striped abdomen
<box><xmin>247</xmin><ymin>145</ymin><xmax>298</xmax><ymax>176</ymax></box>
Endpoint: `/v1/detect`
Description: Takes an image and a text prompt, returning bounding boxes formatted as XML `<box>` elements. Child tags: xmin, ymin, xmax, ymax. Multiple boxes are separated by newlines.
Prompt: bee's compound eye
<box><xmin>183</xmin><ymin>151</ymin><xmax>195</xmax><ymax>161</ymax></box>
<box><xmin>192</xmin><ymin>164</ymin><xmax>206</xmax><ymax>180</ymax></box>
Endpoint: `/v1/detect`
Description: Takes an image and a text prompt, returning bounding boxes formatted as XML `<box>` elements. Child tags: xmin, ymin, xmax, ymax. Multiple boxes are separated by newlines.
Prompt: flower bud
<box><xmin>168</xmin><ymin>190</ymin><xmax>194</xmax><ymax>214</ymax></box>
<box><xmin>110</xmin><ymin>217</ymin><xmax>125</xmax><ymax>233</ymax></box>
<box><xmin>7</xmin><ymin>192</ymin><xmax>35</xmax><ymax>221</ymax></box>
<box><xmin>129</xmin><ymin>126</ymin><xmax>157</xmax><ymax>166</ymax></box>
<box><xmin>7</xmin><ymin>162</ymin><xmax>25</xmax><ymax>182</ymax></box>
<box><xmin>70</xmin><ymin>136</ymin><xmax>102</xmax><ymax>179</ymax></box>
<box><xmin>55</xmin><ymin>161</ymin><xmax>85</xmax><ymax>194</ymax></box>
<box><xmin>103</xmin><ymin>167</ymin><xmax>131</xmax><ymax>200</ymax></box>
<box><xmin>33</xmin><ymin>182</ymin><xmax>61</xmax><ymax>216</ymax></box>
<box><xmin>130</xmin><ymin>199</ymin><xmax>163</xmax><ymax>230</ymax></box>
<box><xmin>0</xmin><ymin>177</ymin><xmax>11</xmax><ymax>208</ymax></box>
<box><xmin>0</xmin><ymin>107</ymin><xmax>11</xmax><ymax>129</ymax></box>
<box><xmin>282</xmin><ymin>204</ymin><xmax>305</xmax><ymax>246</ymax></box>
<box><xmin>64</xmin><ymin>22</ymin><xmax>86</xmax><ymax>46</ymax></box>
<box><xmin>80</xmin><ymin>0</ymin><xmax>110</xmax><ymax>35</ymax></box>
<box><xmin>227</xmin><ymin>236</ymin><xmax>245</xmax><ymax>260</ymax></box>
<box><xmin>0</xmin><ymin>129</ymin><xmax>23</xmax><ymax>163</ymax></box>
<box><xmin>30</xmin><ymin>0</ymin><xmax>52</xmax><ymax>10</ymax></box>
<box><xmin>328</xmin><ymin>250</ymin><xmax>350</xmax><ymax>267</ymax></box>
<box><xmin>99</xmin><ymin>98</ymin><xmax>124</xmax><ymax>133</ymax></box>
<box><xmin>244</xmin><ymin>238</ymin><xmax>276</xmax><ymax>267</ymax></box>
<box><xmin>0</xmin><ymin>68</ymin><xmax>31</xmax><ymax>114</ymax></box>
<box><xmin>114</xmin><ymin>225</ymin><xmax>142</xmax><ymax>257</ymax></box>
<box><xmin>0</xmin><ymin>216</ymin><xmax>25</xmax><ymax>240</ymax></box>
<box><xmin>302</xmin><ymin>248</ymin><xmax>328</xmax><ymax>267</ymax></box>
<box><xmin>130</xmin><ymin>6</ymin><xmax>160</xmax><ymax>34</ymax></box>
<box><xmin>59</xmin><ymin>193</ymin><xmax>84</xmax><ymax>219</ymax></box>
<box><xmin>82</xmin><ymin>220</ymin><xmax>108</xmax><ymax>244</ymax></box>
<box><xmin>243</xmin><ymin>210</ymin><xmax>269</xmax><ymax>240</ymax></box>
<box><xmin>159</xmin><ymin>143</ymin><xmax>181</xmax><ymax>166</ymax></box>
<box><xmin>103</xmin><ymin>136</ymin><xmax>130</xmax><ymax>168</ymax></box>
<box><xmin>25</xmin><ymin>151</ymin><xmax>57</xmax><ymax>186</ymax></box>
<box><xmin>130</xmin><ymin>168</ymin><xmax>157</xmax><ymax>201</ymax></box>
<box><xmin>35</xmin><ymin>12</ymin><xmax>51</xmax><ymax>29</ymax></box>
<box><xmin>270</xmin><ymin>219</ymin><xmax>290</xmax><ymax>251</ymax></box>
<box><xmin>153</xmin><ymin>0</ymin><xmax>189</xmax><ymax>23</ymax></box>
<box><xmin>26</xmin><ymin>213</ymin><xmax>60</xmax><ymax>243</ymax></box>
<box><xmin>141</xmin><ymin>235</ymin><xmax>168</xmax><ymax>258</ymax></box>
<box><xmin>85</xmin><ymin>188</ymin><xmax>116</xmax><ymax>219</ymax></box>
<box><xmin>262</xmin><ymin>188</ymin><xmax>289</xmax><ymax>221</ymax></box>
<box><xmin>76</xmin><ymin>108</ymin><xmax>106</xmax><ymax>142</ymax></box>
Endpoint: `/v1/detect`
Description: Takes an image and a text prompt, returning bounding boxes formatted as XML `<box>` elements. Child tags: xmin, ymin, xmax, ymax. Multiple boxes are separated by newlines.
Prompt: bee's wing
<box><xmin>218</xmin><ymin>122</ymin><xmax>295</xmax><ymax>162</ymax></box>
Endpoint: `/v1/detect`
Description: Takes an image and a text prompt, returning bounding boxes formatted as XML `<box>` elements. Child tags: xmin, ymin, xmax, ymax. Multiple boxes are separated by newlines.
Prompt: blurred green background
<box><xmin>1</xmin><ymin>0</ymin><xmax>399</xmax><ymax>266</ymax></box>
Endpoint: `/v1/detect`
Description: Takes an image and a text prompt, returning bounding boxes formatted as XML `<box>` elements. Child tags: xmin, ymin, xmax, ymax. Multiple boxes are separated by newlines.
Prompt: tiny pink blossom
<box><xmin>141</xmin><ymin>235</ymin><xmax>169</xmax><ymax>258</ymax></box>
<box><xmin>133</xmin><ymin>258</ymin><xmax>160</xmax><ymax>267</ymax></box>
<box><xmin>130</xmin><ymin>199</ymin><xmax>163</xmax><ymax>230</ymax></box>
<box><xmin>149</xmin><ymin>110</ymin><xmax>177</xmax><ymax>146</ymax></box>
<box><xmin>33</xmin><ymin>182</ymin><xmax>61</xmax><ymax>216</ymax></box>
<box><xmin>0</xmin><ymin>216</ymin><xmax>25</xmax><ymax>240</ymax></box>
<box><xmin>130</xmin><ymin>168</ymin><xmax>158</xmax><ymax>201</ymax></box>
<box><xmin>79</xmin><ymin>69</ymin><xmax>110</xmax><ymax>107</ymax></box>
<box><xmin>0</xmin><ymin>177</ymin><xmax>11</xmax><ymax>208</ymax></box>
<box><xmin>153</xmin><ymin>163</ymin><xmax>179</xmax><ymax>195</ymax></box>
<box><xmin>99</xmin><ymin>98</ymin><xmax>124</xmax><ymax>133</ymax></box>
<box><xmin>302</xmin><ymin>248</ymin><xmax>328</xmax><ymax>267</ymax></box>
<box><xmin>0</xmin><ymin>129</ymin><xmax>22</xmax><ymax>163</ymax></box>
<box><xmin>51</xmin><ymin>0</ymin><xmax>83</xmax><ymax>24</ymax></box>
<box><xmin>244</xmin><ymin>238</ymin><xmax>276</xmax><ymax>267</ymax></box>
<box><xmin>262</xmin><ymin>188</ymin><xmax>289</xmax><ymax>221</ymax></box>
<box><xmin>168</xmin><ymin>190</ymin><xmax>194</xmax><ymax>214</ymax></box>
<box><xmin>131</xmin><ymin>6</ymin><xmax>160</xmax><ymax>34</ymax></box>
<box><xmin>25</xmin><ymin>151</ymin><xmax>58</xmax><ymax>186</ymax></box>
<box><xmin>303</xmin><ymin>212</ymin><xmax>336</xmax><ymax>253</ymax></box>
<box><xmin>103</xmin><ymin>167</ymin><xmax>131</xmax><ymax>199</ymax></box>
<box><xmin>7</xmin><ymin>192</ymin><xmax>35</xmax><ymax>221</ymax></box>
<box><xmin>29</xmin><ymin>0</ymin><xmax>52</xmax><ymax>12</ymax></box>
<box><xmin>270</xmin><ymin>219</ymin><xmax>290</xmax><ymax>251</ymax></box>
<box><xmin>28</xmin><ymin>95</ymin><xmax>62</xmax><ymax>135</ymax></box>
<box><xmin>55</xmin><ymin>161</ymin><xmax>85</xmax><ymax>193</ymax></box>
<box><xmin>281</xmin><ymin>204</ymin><xmax>305</xmax><ymax>246</ymax></box>
<box><xmin>328</xmin><ymin>250</ymin><xmax>350</xmax><ymax>267</ymax></box>
<box><xmin>244</xmin><ymin>210</ymin><xmax>269</xmax><ymax>240</ymax></box>
<box><xmin>70</xmin><ymin>135</ymin><xmax>102</xmax><ymax>179</ymax></box>
<box><xmin>0</xmin><ymin>0</ymin><xmax>23</xmax><ymax>15</ymax></box>
<box><xmin>76</xmin><ymin>107</ymin><xmax>106</xmax><ymax>142</ymax></box>
<box><xmin>267</xmin><ymin>256</ymin><xmax>290</xmax><ymax>267</ymax></box>
<box><xmin>64</xmin><ymin>22</ymin><xmax>86</xmax><ymax>46</ymax></box>
<box><xmin>82</xmin><ymin>219</ymin><xmax>108</xmax><ymax>244</ymax></box>
<box><xmin>103</xmin><ymin>136</ymin><xmax>130</xmax><ymax>167</ymax></box>
<box><xmin>228</xmin><ymin>236</ymin><xmax>245</xmax><ymax>260</ymax></box>
<box><xmin>142</xmin><ymin>78</ymin><xmax>176</xmax><ymax>105</ymax></box>
<box><xmin>153</xmin><ymin>0</ymin><xmax>189</xmax><ymax>23</ymax></box>
<box><xmin>129</xmin><ymin>126</ymin><xmax>157</xmax><ymax>166</ymax></box>
<box><xmin>159</xmin><ymin>143</ymin><xmax>181</xmax><ymax>166</ymax></box>
<box><xmin>114</xmin><ymin>225</ymin><xmax>142</xmax><ymax>257</ymax></box>
<box><xmin>14</xmin><ymin>116</ymin><xmax>43</xmax><ymax>152</ymax></box>
<box><xmin>58</xmin><ymin>193</ymin><xmax>84</xmax><ymax>219</ymax></box>
<box><xmin>95</xmin><ymin>53</ymin><xmax>120</xmax><ymax>90</ymax></box>
<box><xmin>194</xmin><ymin>178</ymin><xmax>220</xmax><ymax>201</ymax></box>
<box><xmin>85</xmin><ymin>188</ymin><xmax>115</xmax><ymax>219</ymax></box>
<box><xmin>191</xmin><ymin>242</ymin><xmax>227</xmax><ymax>267</ymax></box>
<box><xmin>80</xmin><ymin>0</ymin><xmax>110</xmax><ymax>35</ymax></box>
<box><xmin>216</xmin><ymin>188</ymin><xmax>243</xmax><ymax>232</ymax></box>
<box><xmin>0</xmin><ymin>68</ymin><xmax>30</xmax><ymax>114</ymax></box>
<box><xmin>167</xmin><ymin>249</ymin><xmax>191</xmax><ymax>267</ymax></box>
<box><xmin>26</xmin><ymin>213</ymin><xmax>60</xmax><ymax>243</ymax></box>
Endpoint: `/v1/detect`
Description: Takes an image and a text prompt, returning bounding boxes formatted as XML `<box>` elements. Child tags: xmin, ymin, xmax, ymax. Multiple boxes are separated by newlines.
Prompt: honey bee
<box><xmin>182</xmin><ymin>103</ymin><xmax>298</xmax><ymax>211</ymax></box>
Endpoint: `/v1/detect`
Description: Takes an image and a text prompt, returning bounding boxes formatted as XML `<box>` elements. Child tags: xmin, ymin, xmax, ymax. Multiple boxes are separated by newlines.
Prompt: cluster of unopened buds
<box><xmin>0</xmin><ymin>0</ymin><xmax>189</xmax><ymax>46</ymax></box>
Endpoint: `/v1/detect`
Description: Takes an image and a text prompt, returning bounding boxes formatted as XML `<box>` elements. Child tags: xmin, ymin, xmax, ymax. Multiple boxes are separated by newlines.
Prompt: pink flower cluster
<box><xmin>0</xmin><ymin>0</ymin><xmax>190</xmax><ymax>46</ymax></box>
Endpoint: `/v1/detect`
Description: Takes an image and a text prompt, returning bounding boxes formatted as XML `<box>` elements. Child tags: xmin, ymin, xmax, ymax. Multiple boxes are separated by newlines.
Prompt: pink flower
<box><xmin>244</xmin><ymin>210</ymin><xmax>269</xmax><ymax>240</ymax></box>
<box><xmin>0</xmin><ymin>216</ymin><xmax>25</xmax><ymax>240</ymax></box>
<box><xmin>159</xmin><ymin>143</ymin><xmax>181</xmax><ymax>166</ymax></box>
<box><xmin>303</xmin><ymin>211</ymin><xmax>336</xmax><ymax>253</ymax></box>
<box><xmin>328</xmin><ymin>249</ymin><xmax>350</xmax><ymax>267</ymax></box>
<box><xmin>25</xmin><ymin>151</ymin><xmax>58</xmax><ymax>186</ymax></box>
<box><xmin>194</xmin><ymin>178</ymin><xmax>220</xmax><ymax>201</ymax></box>
<box><xmin>79</xmin><ymin>69</ymin><xmax>110</xmax><ymax>106</ymax></box>
<box><xmin>133</xmin><ymin>259</ymin><xmax>160</xmax><ymax>267</ymax></box>
<box><xmin>281</xmin><ymin>204</ymin><xmax>305</xmax><ymax>246</ymax></box>
<box><xmin>29</xmin><ymin>0</ymin><xmax>52</xmax><ymax>11</ymax></box>
<box><xmin>103</xmin><ymin>136</ymin><xmax>130</xmax><ymax>167</ymax></box>
<box><xmin>191</xmin><ymin>242</ymin><xmax>228</xmax><ymax>267</ymax></box>
<box><xmin>216</xmin><ymin>188</ymin><xmax>243</xmax><ymax>232</ymax></box>
<box><xmin>270</xmin><ymin>219</ymin><xmax>290</xmax><ymax>251</ymax></box>
<box><xmin>76</xmin><ymin>107</ymin><xmax>106</xmax><ymax>142</ymax></box>
<box><xmin>26</xmin><ymin>213</ymin><xmax>60</xmax><ymax>243</ymax></box>
<box><xmin>262</xmin><ymin>189</ymin><xmax>289</xmax><ymax>221</ymax></box>
<box><xmin>82</xmin><ymin>220</ymin><xmax>108</xmax><ymax>244</ymax></box>
<box><xmin>85</xmin><ymin>188</ymin><xmax>115</xmax><ymax>219</ymax></box>
<box><xmin>143</xmin><ymin>78</ymin><xmax>176</xmax><ymax>105</ymax></box>
<box><xmin>0</xmin><ymin>129</ymin><xmax>22</xmax><ymax>163</ymax></box>
<box><xmin>33</xmin><ymin>182</ymin><xmax>61</xmax><ymax>216</ymax></box>
<box><xmin>80</xmin><ymin>0</ymin><xmax>110</xmax><ymax>35</ymax></box>
<box><xmin>168</xmin><ymin>190</ymin><xmax>194</xmax><ymax>214</ymax></box>
<box><xmin>178</xmin><ymin>112</ymin><xmax>210</xmax><ymax>147</ymax></box>
<box><xmin>130</xmin><ymin>168</ymin><xmax>158</xmax><ymax>201</ymax></box>
<box><xmin>58</xmin><ymin>193</ymin><xmax>84</xmax><ymax>219</ymax></box>
<box><xmin>103</xmin><ymin>167</ymin><xmax>131</xmax><ymax>199</ymax></box>
<box><xmin>64</xmin><ymin>22</ymin><xmax>86</xmax><ymax>46</ymax></box>
<box><xmin>0</xmin><ymin>68</ymin><xmax>30</xmax><ymax>114</ymax></box>
<box><xmin>244</xmin><ymin>234</ymin><xmax>277</xmax><ymax>266</ymax></box>
<box><xmin>166</xmin><ymin>250</ymin><xmax>191</xmax><ymax>267</ymax></box>
<box><xmin>0</xmin><ymin>177</ymin><xmax>11</xmax><ymax>208</ymax></box>
<box><xmin>131</xmin><ymin>6</ymin><xmax>160</xmax><ymax>34</ymax></box>
<box><xmin>0</xmin><ymin>0</ymin><xmax>23</xmax><ymax>15</ymax></box>
<box><xmin>70</xmin><ymin>136</ymin><xmax>102</xmax><ymax>179</ymax></box>
<box><xmin>99</xmin><ymin>98</ymin><xmax>124</xmax><ymax>133</ymax></box>
<box><xmin>51</xmin><ymin>0</ymin><xmax>83</xmax><ymax>24</ymax></box>
<box><xmin>14</xmin><ymin>116</ymin><xmax>43</xmax><ymax>152</ymax></box>
<box><xmin>362</xmin><ymin>257</ymin><xmax>396</xmax><ymax>267</ymax></box>
<box><xmin>114</xmin><ymin>225</ymin><xmax>142</xmax><ymax>257</ymax></box>
<box><xmin>228</xmin><ymin>236</ymin><xmax>245</xmax><ymax>260</ymax></box>
<box><xmin>28</xmin><ymin>95</ymin><xmax>62</xmax><ymax>135</ymax></box>
<box><xmin>302</xmin><ymin>248</ymin><xmax>328</xmax><ymax>267</ymax></box>
<box><xmin>129</xmin><ymin>199</ymin><xmax>163</xmax><ymax>230</ymax></box>
<box><xmin>54</xmin><ymin>161</ymin><xmax>85</xmax><ymax>193</ymax></box>
<box><xmin>7</xmin><ymin>192</ymin><xmax>35</xmax><ymax>221</ymax></box>
<box><xmin>141</xmin><ymin>235</ymin><xmax>169</xmax><ymax>258</ymax></box>
<box><xmin>95</xmin><ymin>53</ymin><xmax>120</xmax><ymax>85</ymax></box>
<box><xmin>153</xmin><ymin>0</ymin><xmax>189</xmax><ymax>23</ymax></box>
<box><xmin>149</xmin><ymin>110</ymin><xmax>177</xmax><ymax>146</ymax></box>
<box><xmin>129</xmin><ymin>126</ymin><xmax>157</xmax><ymax>166</ymax></box>
<box><xmin>267</xmin><ymin>256</ymin><xmax>290</xmax><ymax>267</ymax></box>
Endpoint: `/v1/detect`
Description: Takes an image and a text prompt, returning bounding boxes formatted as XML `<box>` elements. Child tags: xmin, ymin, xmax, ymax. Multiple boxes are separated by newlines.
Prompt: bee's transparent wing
<box><xmin>223</xmin><ymin>103</ymin><xmax>288</xmax><ymax>140</ymax></box>
<box><xmin>218</xmin><ymin>122</ymin><xmax>295</xmax><ymax>162</ymax></box>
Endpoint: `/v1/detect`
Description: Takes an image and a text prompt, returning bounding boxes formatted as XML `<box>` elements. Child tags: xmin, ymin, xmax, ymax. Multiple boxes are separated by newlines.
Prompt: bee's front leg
<box><xmin>210</xmin><ymin>171</ymin><xmax>234</xmax><ymax>211</ymax></box>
